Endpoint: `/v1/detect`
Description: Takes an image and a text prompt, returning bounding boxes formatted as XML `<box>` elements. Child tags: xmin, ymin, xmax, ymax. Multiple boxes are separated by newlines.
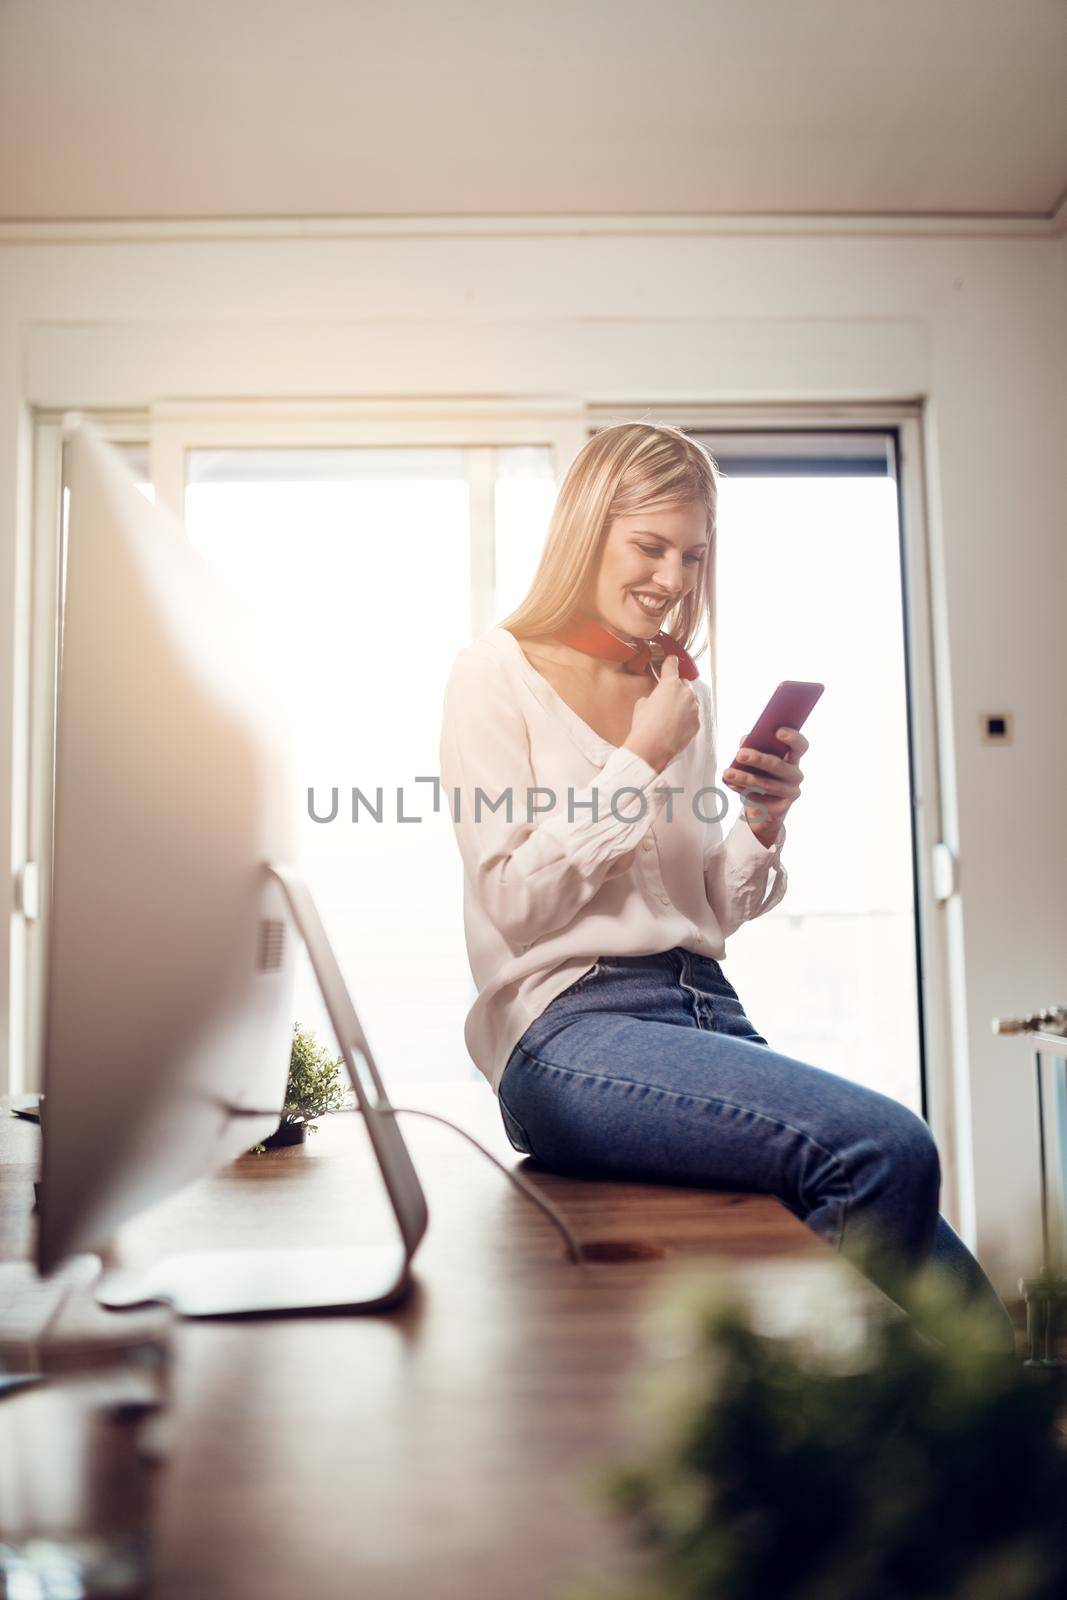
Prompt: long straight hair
<box><xmin>498</xmin><ymin>420</ymin><xmax>721</xmax><ymax>738</ymax></box>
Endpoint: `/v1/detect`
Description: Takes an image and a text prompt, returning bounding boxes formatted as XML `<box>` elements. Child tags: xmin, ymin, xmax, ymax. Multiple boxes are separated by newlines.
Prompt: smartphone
<box><xmin>733</xmin><ymin>680</ymin><xmax>824</xmax><ymax>779</ymax></box>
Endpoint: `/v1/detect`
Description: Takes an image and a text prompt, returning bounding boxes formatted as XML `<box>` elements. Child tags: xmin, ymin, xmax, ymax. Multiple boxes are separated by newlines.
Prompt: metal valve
<box><xmin>992</xmin><ymin>1005</ymin><xmax>1067</xmax><ymax>1037</ymax></box>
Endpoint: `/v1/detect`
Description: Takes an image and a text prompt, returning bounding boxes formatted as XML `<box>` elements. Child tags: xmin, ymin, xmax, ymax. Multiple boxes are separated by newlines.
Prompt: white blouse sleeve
<box><xmin>440</xmin><ymin>651</ymin><xmax>671</xmax><ymax>949</ymax></box>
<box><xmin>696</xmin><ymin>681</ymin><xmax>789</xmax><ymax>938</ymax></box>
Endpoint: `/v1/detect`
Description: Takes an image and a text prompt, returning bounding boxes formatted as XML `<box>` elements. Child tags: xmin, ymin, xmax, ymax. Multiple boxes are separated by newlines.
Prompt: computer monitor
<box><xmin>36</xmin><ymin>422</ymin><xmax>427</xmax><ymax>1315</ymax></box>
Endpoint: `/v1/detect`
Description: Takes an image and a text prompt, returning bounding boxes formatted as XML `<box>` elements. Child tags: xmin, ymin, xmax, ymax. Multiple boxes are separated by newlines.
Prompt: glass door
<box><xmin>692</xmin><ymin>429</ymin><xmax>924</xmax><ymax>1112</ymax></box>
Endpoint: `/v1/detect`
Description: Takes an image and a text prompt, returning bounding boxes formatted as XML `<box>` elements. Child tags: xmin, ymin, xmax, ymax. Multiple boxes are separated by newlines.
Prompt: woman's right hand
<box><xmin>624</xmin><ymin>655</ymin><xmax>700</xmax><ymax>772</ymax></box>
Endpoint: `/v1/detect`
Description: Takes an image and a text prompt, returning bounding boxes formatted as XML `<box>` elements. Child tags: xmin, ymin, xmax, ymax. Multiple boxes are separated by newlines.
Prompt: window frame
<box><xmin>22</xmin><ymin>399</ymin><xmax>957</xmax><ymax>1229</ymax></box>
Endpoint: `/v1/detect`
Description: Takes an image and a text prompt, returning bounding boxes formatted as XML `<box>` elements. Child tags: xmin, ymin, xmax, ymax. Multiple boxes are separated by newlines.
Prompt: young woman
<box><xmin>439</xmin><ymin>421</ymin><xmax>1011</xmax><ymax>1342</ymax></box>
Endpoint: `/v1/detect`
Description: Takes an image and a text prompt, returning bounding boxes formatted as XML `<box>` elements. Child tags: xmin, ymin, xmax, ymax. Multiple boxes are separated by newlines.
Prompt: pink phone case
<box><xmin>734</xmin><ymin>680</ymin><xmax>824</xmax><ymax>779</ymax></box>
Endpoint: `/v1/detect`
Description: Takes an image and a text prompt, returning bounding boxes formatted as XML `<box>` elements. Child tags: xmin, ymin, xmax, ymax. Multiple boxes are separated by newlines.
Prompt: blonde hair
<box><xmin>498</xmin><ymin>419</ymin><xmax>721</xmax><ymax>730</ymax></box>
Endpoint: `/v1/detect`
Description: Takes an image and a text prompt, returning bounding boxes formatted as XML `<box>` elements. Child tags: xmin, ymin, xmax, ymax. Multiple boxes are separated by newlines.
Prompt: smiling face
<box><xmin>580</xmin><ymin>502</ymin><xmax>709</xmax><ymax>642</ymax></box>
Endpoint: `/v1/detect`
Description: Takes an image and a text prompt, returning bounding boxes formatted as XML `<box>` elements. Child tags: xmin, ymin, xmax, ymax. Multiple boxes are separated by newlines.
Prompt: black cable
<box><xmin>229</xmin><ymin>1100</ymin><xmax>587</xmax><ymax>1265</ymax></box>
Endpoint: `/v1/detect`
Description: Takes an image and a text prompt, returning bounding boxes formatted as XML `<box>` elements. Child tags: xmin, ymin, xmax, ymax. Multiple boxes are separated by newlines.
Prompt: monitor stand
<box><xmin>95</xmin><ymin>864</ymin><xmax>429</xmax><ymax>1318</ymax></box>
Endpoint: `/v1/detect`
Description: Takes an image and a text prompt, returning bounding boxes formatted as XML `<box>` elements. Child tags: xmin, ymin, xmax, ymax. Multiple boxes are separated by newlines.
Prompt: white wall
<box><xmin>2</xmin><ymin>218</ymin><xmax>1065</xmax><ymax>1290</ymax></box>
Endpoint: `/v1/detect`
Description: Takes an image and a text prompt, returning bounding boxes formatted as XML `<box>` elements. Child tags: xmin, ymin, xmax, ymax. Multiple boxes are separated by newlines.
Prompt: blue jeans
<box><xmin>498</xmin><ymin>948</ymin><xmax>1012</xmax><ymax>1346</ymax></box>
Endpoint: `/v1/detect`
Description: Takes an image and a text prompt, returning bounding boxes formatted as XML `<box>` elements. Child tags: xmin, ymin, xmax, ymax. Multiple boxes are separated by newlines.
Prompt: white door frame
<box><xmin>21</xmin><ymin>411</ymin><xmax>149</xmax><ymax>1099</ymax></box>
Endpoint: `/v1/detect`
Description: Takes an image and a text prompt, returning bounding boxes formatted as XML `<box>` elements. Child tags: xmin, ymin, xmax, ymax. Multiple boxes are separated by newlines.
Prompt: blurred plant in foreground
<box><xmin>563</xmin><ymin>1247</ymin><xmax>1067</xmax><ymax>1600</ymax></box>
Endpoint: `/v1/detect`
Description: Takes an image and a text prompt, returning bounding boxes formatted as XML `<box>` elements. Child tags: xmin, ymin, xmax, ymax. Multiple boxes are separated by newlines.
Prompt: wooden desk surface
<box><xmin>2</xmin><ymin>1082</ymin><xmax>856</xmax><ymax>1600</ymax></box>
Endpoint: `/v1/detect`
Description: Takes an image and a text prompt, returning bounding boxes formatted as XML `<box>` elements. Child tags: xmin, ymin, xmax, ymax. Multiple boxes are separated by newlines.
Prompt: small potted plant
<box><xmin>252</xmin><ymin>1022</ymin><xmax>349</xmax><ymax>1153</ymax></box>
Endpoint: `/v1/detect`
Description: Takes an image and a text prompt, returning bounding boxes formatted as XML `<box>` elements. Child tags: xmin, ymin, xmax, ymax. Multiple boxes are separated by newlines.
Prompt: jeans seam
<box><xmin>508</xmin><ymin>1044</ymin><xmax>854</xmax><ymax>1247</ymax></box>
<box><xmin>676</xmin><ymin>951</ymin><xmax>719</xmax><ymax>1033</ymax></box>
<box><xmin>497</xmin><ymin>1086</ymin><xmax>536</xmax><ymax>1157</ymax></box>
<box><xmin>677</xmin><ymin>959</ymin><xmax>765</xmax><ymax>1047</ymax></box>
<box><xmin>677</xmin><ymin>973</ymin><xmax>712</xmax><ymax>1030</ymax></box>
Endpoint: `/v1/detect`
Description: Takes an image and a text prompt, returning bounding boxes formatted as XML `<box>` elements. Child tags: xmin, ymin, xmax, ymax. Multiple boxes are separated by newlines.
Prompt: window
<box><xmin>183</xmin><ymin>444</ymin><xmax>557</xmax><ymax>1084</ymax></box>
<box><xmin>24</xmin><ymin>412</ymin><xmax>933</xmax><ymax>1125</ymax></box>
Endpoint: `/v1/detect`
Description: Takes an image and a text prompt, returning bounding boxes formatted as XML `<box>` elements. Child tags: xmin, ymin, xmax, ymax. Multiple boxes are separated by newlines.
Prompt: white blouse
<box><xmin>438</xmin><ymin>625</ymin><xmax>788</xmax><ymax>1093</ymax></box>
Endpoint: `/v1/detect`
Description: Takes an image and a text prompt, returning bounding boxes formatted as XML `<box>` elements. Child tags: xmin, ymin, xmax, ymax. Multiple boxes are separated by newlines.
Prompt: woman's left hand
<box><xmin>722</xmin><ymin>727</ymin><xmax>807</xmax><ymax>850</ymax></box>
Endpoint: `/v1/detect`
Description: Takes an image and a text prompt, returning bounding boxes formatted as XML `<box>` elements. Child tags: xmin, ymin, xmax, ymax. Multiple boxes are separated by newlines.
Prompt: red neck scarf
<box><xmin>552</xmin><ymin>616</ymin><xmax>699</xmax><ymax>680</ymax></box>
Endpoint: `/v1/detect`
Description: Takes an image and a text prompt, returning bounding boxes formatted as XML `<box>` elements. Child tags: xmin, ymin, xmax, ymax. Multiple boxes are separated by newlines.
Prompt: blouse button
<box><xmin>659</xmin><ymin>894</ymin><xmax>670</xmax><ymax>906</ymax></box>
<box><xmin>641</xmin><ymin>839</ymin><xmax>654</xmax><ymax>852</ymax></box>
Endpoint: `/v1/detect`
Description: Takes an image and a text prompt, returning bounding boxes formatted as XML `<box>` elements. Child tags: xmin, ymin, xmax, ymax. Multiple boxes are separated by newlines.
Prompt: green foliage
<box><xmin>250</xmin><ymin>1022</ymin><xmax>348</xmax><ymax>1152</ymax></box>
<box><xmin>563</xmin><ymin>1259</ymin><xmax>1067</xmax><ymax>1600</ymax></box>
<box><xmin>282</xmin><ymin>1021</ymin><xmax>347</xmax><ymax>1130</ymax></box>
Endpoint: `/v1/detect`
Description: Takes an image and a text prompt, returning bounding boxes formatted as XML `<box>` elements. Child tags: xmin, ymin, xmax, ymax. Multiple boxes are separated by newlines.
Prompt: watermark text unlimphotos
<box><xmin>307</xmin><ymin>777</ymin><xmax>770</xmax><ymax>827</ymax></box>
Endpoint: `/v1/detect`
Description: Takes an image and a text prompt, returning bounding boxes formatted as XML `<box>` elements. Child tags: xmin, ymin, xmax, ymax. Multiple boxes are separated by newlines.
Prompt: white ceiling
<box><xmin>1</xmin><ymin>0</ymin><xmax>1065</xmax><ymax>223</ymax></box>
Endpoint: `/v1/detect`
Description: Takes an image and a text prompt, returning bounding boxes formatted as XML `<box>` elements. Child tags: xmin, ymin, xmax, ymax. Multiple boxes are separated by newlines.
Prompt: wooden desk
<box><xmin>3</xmin><ymin>1082</ymin><xmax>860</xmax><ymax>1600</ymax></box>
